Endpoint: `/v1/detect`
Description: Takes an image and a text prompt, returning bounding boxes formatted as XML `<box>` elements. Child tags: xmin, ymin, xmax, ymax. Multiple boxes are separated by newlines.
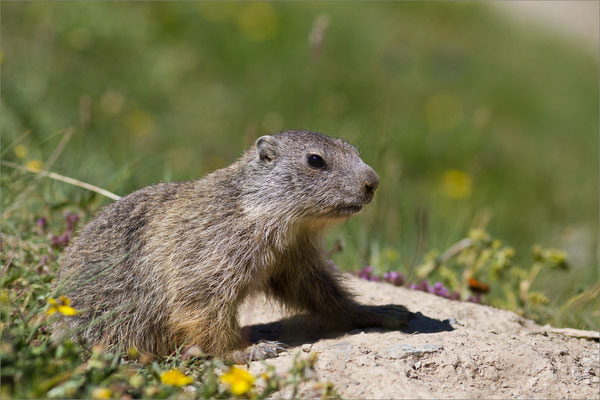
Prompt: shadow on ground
<box><xmin>242</xmin><ymin>305</ymin><xmax>454</xmax><ymax>347</ymax></box>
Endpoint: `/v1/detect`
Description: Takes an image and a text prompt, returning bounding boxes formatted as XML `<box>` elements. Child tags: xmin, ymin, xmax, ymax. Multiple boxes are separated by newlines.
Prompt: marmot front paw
<box><xmin>353</xmin><ymin>304</ymin><xmax>413</xmax><ymax>330</ymax></box>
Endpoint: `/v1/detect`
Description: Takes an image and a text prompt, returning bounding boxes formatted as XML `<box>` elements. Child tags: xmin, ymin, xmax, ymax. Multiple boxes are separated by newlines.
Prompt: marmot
<box><xmin>53</xmin><ymin>130</ymin><xmax>408</xmax><ymax>363</ymax></box>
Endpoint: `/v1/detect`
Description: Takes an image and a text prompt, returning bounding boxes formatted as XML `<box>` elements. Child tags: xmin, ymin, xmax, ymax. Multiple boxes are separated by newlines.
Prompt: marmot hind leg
<box><xmin>170</xmin><ymin>303</ymin><xmax>287</xmax><ymax>364</ymax></box>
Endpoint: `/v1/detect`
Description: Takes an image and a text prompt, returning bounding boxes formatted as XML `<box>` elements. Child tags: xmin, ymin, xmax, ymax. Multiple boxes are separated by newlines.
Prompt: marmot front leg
<box><xmin>268</xmin><ymin>260</ymin><xmax>410</xmax><ymax>331</ymax></box>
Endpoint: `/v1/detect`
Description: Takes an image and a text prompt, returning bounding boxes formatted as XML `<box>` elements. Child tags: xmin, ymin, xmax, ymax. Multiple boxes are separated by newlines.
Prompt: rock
<box><xmin>381</xmin><ymin>343</ymin><xmax>444</xmax><ymax>359</ymax></box>
<box><xmin>301</xmin><ymin>344</ymin><xmax>313</xmax><ymax>353</ymax></box>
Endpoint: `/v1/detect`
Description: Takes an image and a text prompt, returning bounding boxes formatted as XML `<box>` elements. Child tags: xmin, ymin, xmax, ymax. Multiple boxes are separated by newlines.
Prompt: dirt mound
<box><xmin>241</xmin><ymin>276</ymin><xmax>599</xmax><ymax>399</ymax></box>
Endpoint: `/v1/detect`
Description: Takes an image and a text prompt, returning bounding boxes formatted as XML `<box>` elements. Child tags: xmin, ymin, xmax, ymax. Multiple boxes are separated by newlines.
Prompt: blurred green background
<box><xmin>2</xmin><ymin>2</ymin><xmax>598</xmax><ymax>329</ymax></box>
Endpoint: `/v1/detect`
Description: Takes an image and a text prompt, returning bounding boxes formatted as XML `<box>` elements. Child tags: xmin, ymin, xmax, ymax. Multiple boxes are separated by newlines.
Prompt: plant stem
<box><xmin>2</xmin><ymin>160</ymin><xmax>121</xmax><ymax>201</ymax></box>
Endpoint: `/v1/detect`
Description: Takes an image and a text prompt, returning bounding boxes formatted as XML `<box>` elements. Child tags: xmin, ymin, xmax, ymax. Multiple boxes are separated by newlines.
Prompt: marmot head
<box><xmin>247</xmin><ymin>130</ymin><xmax>379</xmax><ymax>221</ymax></box>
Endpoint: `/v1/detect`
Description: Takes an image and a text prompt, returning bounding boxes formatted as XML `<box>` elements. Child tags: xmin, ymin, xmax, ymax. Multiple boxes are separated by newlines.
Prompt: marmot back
<box><xmin>54</xmin><ymin>130</ymin><xmax>408</xmax><ymax>362</ymax></box>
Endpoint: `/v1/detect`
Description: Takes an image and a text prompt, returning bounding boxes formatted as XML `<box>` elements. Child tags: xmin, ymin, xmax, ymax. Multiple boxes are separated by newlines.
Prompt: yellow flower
<box><xmin>442</xmin><ymin>169</ymin><xmax>472</xmax><ymax>199</ymax></box>
<box><xmin>236</xmin><ymin>2</ymin><xmax>279</xmax><ymax>41</ymax></box>
<box><xmin>91</xmin><ymin>387</ymin><xmax>112</xmax><ymax>399</ymax></box>
<box><xmin>528</xmin><ymin>292</ymin><xmax>549</xmax><ymax>305</ymax></box>
<box><xmin>25</xmin><ymin>160</ymin><xmax>43</xmax><ymax>172</ymax></box>
<box><xmin>384</xmin><ymin>248</ymin><xmax>399</xmax><ymax>262</ymax></box>
<box><xmin>220</xmin><ymin>366</ymin><xmax>255</xmax><ymax>396</ymax></box>
<box><xmin>546</xmin><ymin>249</ymin><xmax>567</xmax><ymax>264</ymax></box>
<box><xmin>161</xmin><ymin>369</ymin><xmax>193</xmax><ymax>386</ymax></box>
<box><xmin>14</xmin><ymin>145</ymin><xmax>27</xmax><ymax>159</ymax></box>
<box><xmin>46</xmin><ymin>296</ymin><xmax>79</xmax><ymax>316</ymax></box>
<box><xmin>468</xmin><ymin>228</ymin><xmax>488</xmax><ymax>241</ymax></box>
<box><xmin>128</xmin><ymin>346</ymin><xmax>140</xmax><ymax>359</ymax></box>
<box><xmin>129</xmin><ymin>373</ymin><xmax>144</xmax><ymax>389</ymax></box>
<box><xmin>125</xmin><ymin>110</ymin><xmax>156</xmax><ymax>138</ymax></box>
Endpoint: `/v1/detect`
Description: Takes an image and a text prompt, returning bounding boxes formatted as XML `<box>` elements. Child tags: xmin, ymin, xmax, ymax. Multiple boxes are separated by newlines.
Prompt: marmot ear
<box><xmin>256</xmin><ymin>135</ymin><xmax>277</xmax><ymax>164</ymax></box>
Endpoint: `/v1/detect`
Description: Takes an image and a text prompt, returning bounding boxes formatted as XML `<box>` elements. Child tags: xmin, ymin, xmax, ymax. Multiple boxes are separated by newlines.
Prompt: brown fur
<box><xmin>53</xmin><ymin>130</ymin><xmax>407</xmax><ymax>362</ymax></box>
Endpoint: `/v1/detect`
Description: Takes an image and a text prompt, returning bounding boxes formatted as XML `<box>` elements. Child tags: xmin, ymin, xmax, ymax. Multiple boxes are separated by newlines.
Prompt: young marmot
<box><xmin>53</xmin><ymin>130</ymin><xmax>408</xmax><ymax>362</ymax></box>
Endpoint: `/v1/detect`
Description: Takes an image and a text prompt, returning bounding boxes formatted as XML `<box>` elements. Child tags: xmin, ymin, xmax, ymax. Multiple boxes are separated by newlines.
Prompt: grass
<box><xmin>1</xmin><ymin>1</ymin><xmax>598</xmax><ymax>398</ymax></box>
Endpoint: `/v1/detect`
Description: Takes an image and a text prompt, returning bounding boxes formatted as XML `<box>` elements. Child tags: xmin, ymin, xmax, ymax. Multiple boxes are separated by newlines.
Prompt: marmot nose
<box><xmin>363</xmin><ymin>171</ymin><xmax>379</xmax><ymax>195</ymax></box>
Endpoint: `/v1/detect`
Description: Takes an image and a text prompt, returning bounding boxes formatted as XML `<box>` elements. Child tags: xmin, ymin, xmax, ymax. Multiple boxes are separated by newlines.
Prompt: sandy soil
<box><xmin>240</xmin><ymin>276</ymin><xmax>599</xmax><ymax>399</ymax></box>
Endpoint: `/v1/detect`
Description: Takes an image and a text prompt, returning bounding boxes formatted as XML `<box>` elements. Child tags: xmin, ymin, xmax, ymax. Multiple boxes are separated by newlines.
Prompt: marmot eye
<box><xmin>307</xmin><ymin>154</ymin><xmax>326</xmax><ymax>169</ymax></box>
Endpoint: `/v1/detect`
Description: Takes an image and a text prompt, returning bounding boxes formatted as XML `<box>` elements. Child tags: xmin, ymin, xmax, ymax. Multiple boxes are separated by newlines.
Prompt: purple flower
<box><xmin>408</xmin><ymin>280</ymin><xmax>459</xmax><ymax>299</ymax></box>
<box><xmin>357</xmin><ymin>265</ymin><xmax>382</xmax><ymax>282</ymax></box>
<box><xmin>383</xmin><ymin>271</ymin><xmax>397</xmax><ymax>283</ymax></box>
<box><xmin>467</xmin><ymin>294</ymin><xmax>482</xmax><ymax>304</ymax></box>
<box><xmin>383</xmin><ymin>271</ymin><xmax>405</xmax><ymax>286</ymax></box>
<box><xmin>51</xmin><ymin>232</ymin><xmax>71</xmax><ymax>248</ymax></box>
<box><xmin>447</xmin><ymin>292</ymin><xmax>460</xmax><ymax>301</ymax></box>
<box><xmin>50</xmin><ymin>235</ymin><xmax>60</xmax><ymax>247</ymax></box>
<box><xmin>357</xmin><ymin>265</ymin><xmax>374</xmax><ymax>280</ymax></box>
<box><xmin>417</xmin><ymin>280</ymin><xmax>430</xmax><ymax>292</ymax></box>
<box><xmin>61</xmin><ymin>232</ymin><xmax>71</xmax><ymax>245</ymax></box>
<box><xmin>64</xmin><ymin>211</ymin><xmax>80</xmax><ymax>232</ymax></box>
<box><xmin>433</xmin><ymin>282</ymin><xmax>449</xmax><ymax>297</ymax></box>
<box><xmin>36</xmin><ymin>217</ymin><xmax>47</xmax><ymax>229</ymax></box>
